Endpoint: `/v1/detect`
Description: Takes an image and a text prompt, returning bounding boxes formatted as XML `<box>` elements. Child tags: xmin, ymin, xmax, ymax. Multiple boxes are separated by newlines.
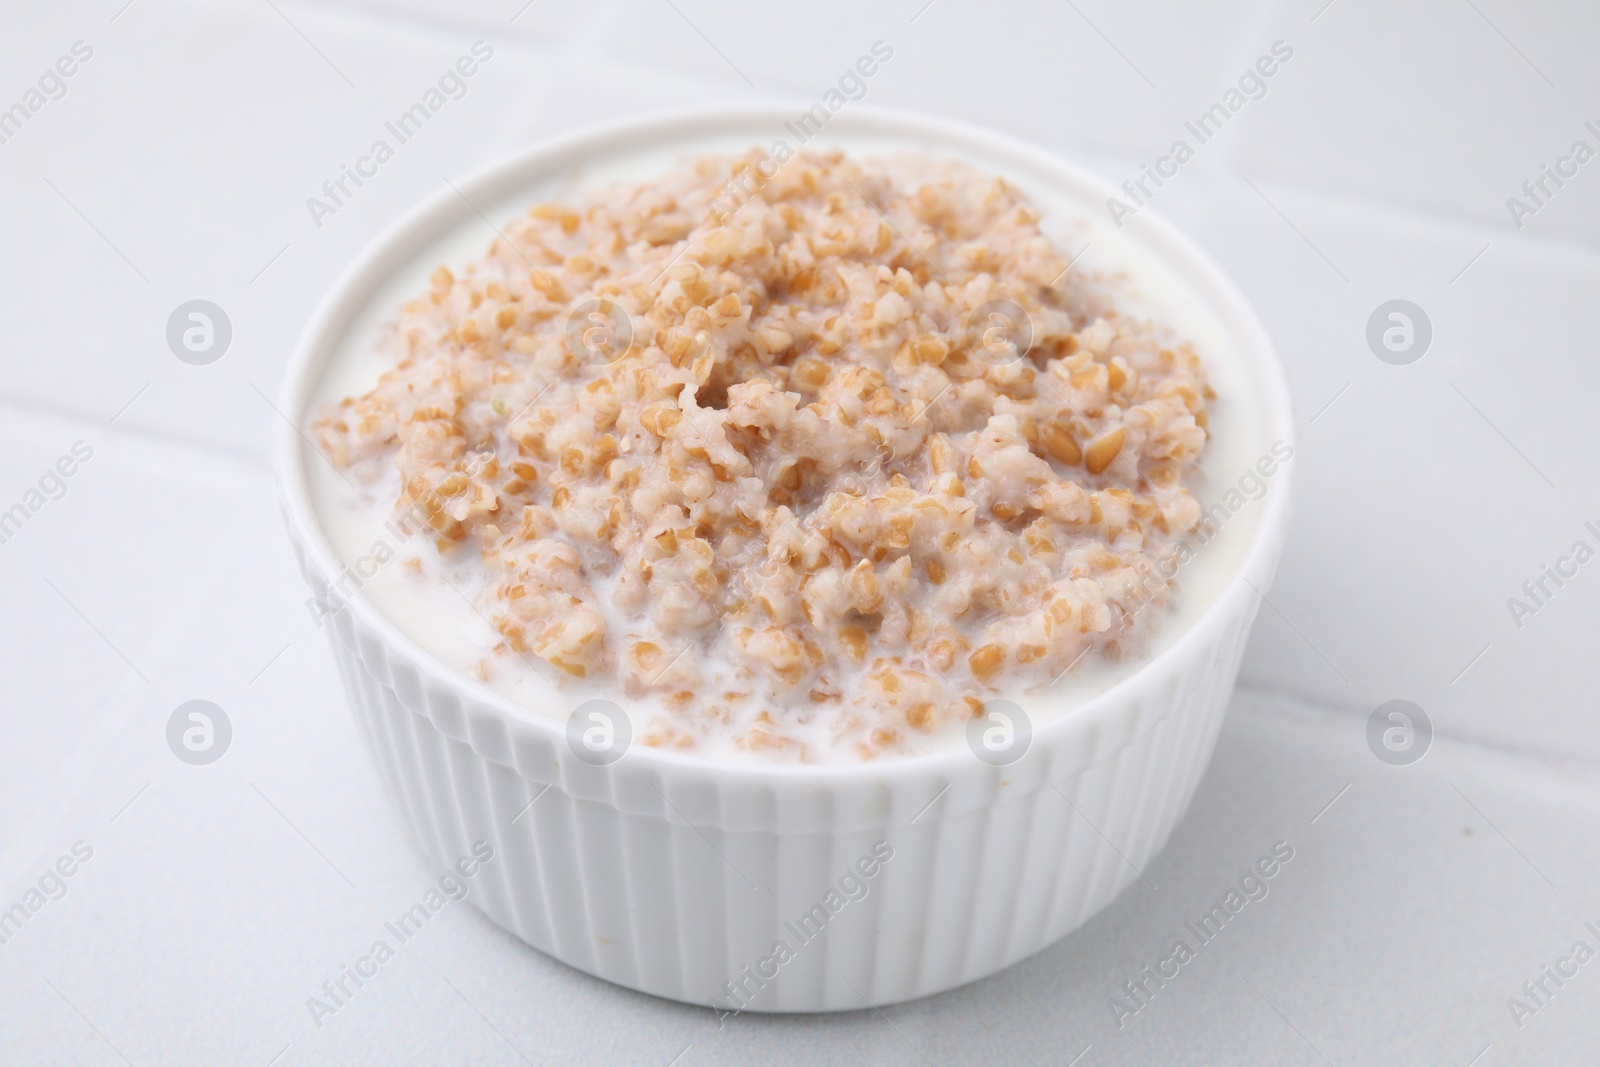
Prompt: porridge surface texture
<box><xmin>313</xmin><ymin>149</ymin><xmax>1215</xmax><ymax>761</ymax></box>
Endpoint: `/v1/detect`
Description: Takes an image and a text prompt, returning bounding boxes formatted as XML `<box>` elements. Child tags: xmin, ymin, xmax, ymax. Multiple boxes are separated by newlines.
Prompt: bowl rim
<box><xmin>275</xmin><ymin>100</ymin><xmax>1295</xmax><ymax>788</ymax></box>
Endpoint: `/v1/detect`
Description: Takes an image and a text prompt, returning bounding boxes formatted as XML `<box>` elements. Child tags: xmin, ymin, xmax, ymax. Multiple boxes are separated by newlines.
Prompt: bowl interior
<box><xmin>276</xmin><ymin>102</ymin><xmax>1295</xmax><ymax>783</ymax></box>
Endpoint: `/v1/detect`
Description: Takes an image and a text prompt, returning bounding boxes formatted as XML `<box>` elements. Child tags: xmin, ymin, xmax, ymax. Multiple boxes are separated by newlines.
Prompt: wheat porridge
<box><xmin>306</xmin><ymin>144</ymin><xmax>1270</xmax><ymax>762</ymax></box>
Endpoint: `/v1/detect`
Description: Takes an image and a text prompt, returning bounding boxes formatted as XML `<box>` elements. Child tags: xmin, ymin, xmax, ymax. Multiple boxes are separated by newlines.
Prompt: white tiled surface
<box><xmin>2</xmin><ymin>1</ymin><xmax>1598</xmax><ymax>1063</ymax></box>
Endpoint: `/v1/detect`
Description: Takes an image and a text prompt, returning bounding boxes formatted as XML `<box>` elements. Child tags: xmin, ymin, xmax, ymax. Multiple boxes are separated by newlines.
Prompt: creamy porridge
<box><xmin>306</xmin><ymin>145</ymin><xmax>1268</xmax><ymax>762</ymax></box>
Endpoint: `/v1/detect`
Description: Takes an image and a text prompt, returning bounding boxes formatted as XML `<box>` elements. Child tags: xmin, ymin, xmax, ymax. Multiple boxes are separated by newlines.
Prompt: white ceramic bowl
<box><xmin>275</xmin><ymin>103</ymin><xmax>1293</xmax><ymax>1013</ymax></box>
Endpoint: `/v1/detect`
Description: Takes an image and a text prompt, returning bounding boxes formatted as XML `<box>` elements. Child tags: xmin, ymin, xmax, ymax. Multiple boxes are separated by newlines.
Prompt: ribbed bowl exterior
<box><xmin>297</xmin><ymin>533</ymin><xmax>1265</xmax><ymax>1012</ymax></box>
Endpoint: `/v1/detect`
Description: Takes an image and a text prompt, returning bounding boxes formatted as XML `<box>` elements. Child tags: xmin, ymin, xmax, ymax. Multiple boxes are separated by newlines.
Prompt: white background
<box><xmin>1</xmin><ymin>1</ymin><xmax>1597</xmax><ymax>1063</ymax></box>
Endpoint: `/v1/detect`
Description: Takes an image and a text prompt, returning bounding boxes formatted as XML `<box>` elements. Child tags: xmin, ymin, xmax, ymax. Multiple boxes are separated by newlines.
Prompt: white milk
<box><xmin>305</xmin><ymin>130</ymin><xmax>1274</xmax><ymax>761</ymax></box>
